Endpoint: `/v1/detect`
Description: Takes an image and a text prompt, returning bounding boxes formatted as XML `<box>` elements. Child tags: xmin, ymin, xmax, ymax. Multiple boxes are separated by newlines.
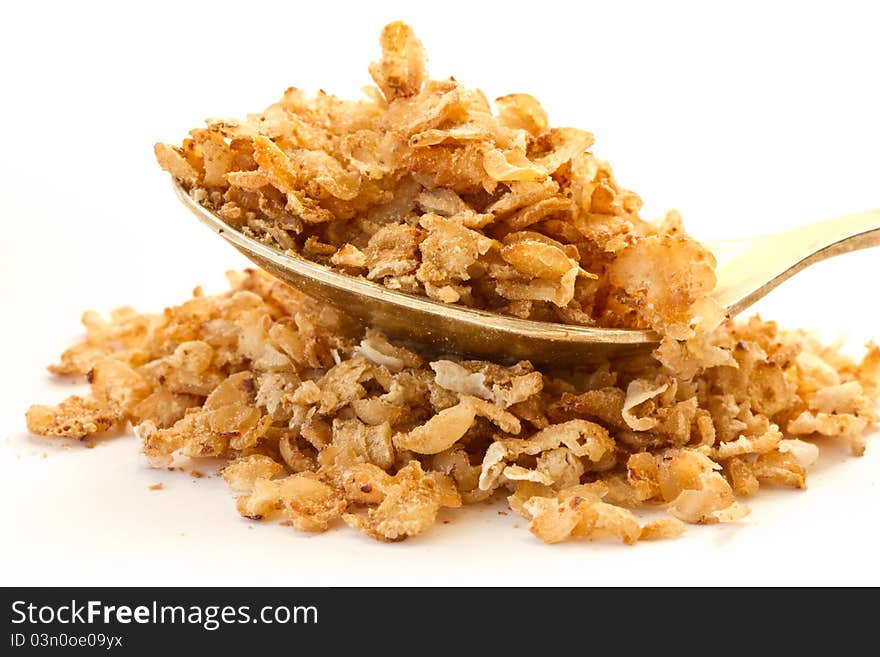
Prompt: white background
<box><xmin>2</xmin><ymin>0</ymin><xmax>878</xmax><ymax>586</ymax></box>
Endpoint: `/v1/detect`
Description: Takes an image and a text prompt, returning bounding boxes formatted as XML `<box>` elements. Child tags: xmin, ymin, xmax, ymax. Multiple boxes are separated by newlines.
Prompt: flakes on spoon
<box><xmin>155</xmin><ymin>21</ymin><xmax>722</xmax><ymax>357</ymax></box>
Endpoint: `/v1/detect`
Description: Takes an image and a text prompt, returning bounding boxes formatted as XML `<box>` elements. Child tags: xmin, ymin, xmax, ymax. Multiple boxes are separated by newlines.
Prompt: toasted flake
<box><xmin>478</xmin><ymin>419</ymin><xmax>614</xmax><ymax>491</ymax></box>
<box><xmin>777</xmin><ymin>438</ymin><xmax>820</xmax><ymax>468</ymax></box>
<box><xmin>222</xmin><ymin>455</ymin><xmax>284</xmax><ymax>491</ymax></box>
<box><xmin>524</xmin><ymin>485</ymin><xmax>641</xmax><ymax>545</ymax></box>
<box><xmin>394</xmin><ymin>401</ymin><xmax>476</xmax><ymax>454</ymax></box>
<box><xmin>622</xmin><ymin>379</ymin><xmax>669</xmax><ymax>431</ymax></box>
<box><xmin>495</xmin><ymin>93</ymin><xmax>548</xmax><ymax>135</ymax></box>
<box><xmin>276</xmin><ymin>473</ymin><xmax>347</xmax><ymax>532</ymax></box>
<box><xmin>369</xmin><ymin>21</ymin><xmax>426</xmax><ymax>102</ymax></box>
<box><xmin>639</xmin><ymin>518</ymin><xmax>686</xmax><ymax>541</ymax></box>
<box><xmin>343</xmin><ymin>461</ymin><xmax>460</xmax><ymax>541</ymax></box>
<box><xmin>355</xmin><ymin>329</ymin><xmax>422</xmax><ymax>373</ymax></box>
<box><xmin>26</xmin><ymin>396</ymin><xmax>121</xmax><ymax>439</ymax></box>
<box><xmin>430</xmin><ymin>360</ymin><xmax>493</xmax><ymax>400</ymax></box>
<box><xmin>154</xmin><ymin>143</ymin><xmax>198</xmax><ymax>185</ymax></box>
<box><xmin>714</xmin><ymin>426</ymin><xmax>782</xmax><ymax>460</ymax></box>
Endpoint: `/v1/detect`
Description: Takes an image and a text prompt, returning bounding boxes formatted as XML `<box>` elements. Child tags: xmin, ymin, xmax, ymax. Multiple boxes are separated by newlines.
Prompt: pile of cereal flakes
<box><xmin>27</xmin><ymin>22</ymin><xmax>880</xmax><ymax>544</ymax></box>
<box><xmin>26</xmin><ymin>270</ymin><xmax>879</xmax><ymax>543</ymax></box>
<box><xmin>155</xmin><ymin>21</ymin><xmax>722</xmax><ymax>358</ymax></box>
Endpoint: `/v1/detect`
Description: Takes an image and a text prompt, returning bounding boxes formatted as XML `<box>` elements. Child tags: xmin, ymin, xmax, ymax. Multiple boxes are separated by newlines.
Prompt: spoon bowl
<box><xmin>172</xmin><ymin>181</ymin><xmax>880</xmax><ymax>364</ymax></box>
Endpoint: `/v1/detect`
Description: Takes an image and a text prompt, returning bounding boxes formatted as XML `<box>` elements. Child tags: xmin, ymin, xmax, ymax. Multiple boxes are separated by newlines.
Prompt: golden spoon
<box><xmin>172</xmin><ymin>181</ymin><xmax>879</xmax><ymax>364</ymax></box>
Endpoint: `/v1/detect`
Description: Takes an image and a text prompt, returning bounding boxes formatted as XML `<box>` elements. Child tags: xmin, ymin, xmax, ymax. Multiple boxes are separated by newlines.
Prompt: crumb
<box><xmin>149</xmin><ymin>483</ymin><xmax>164</xmax><ymax>491</ymax></box>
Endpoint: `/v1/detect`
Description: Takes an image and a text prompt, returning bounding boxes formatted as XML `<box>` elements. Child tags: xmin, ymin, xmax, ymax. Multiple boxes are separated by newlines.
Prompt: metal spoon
<box><xmin>172</xmin><ymin>181</ymin><xmax>880</xmax><ymax>364</ymax></box>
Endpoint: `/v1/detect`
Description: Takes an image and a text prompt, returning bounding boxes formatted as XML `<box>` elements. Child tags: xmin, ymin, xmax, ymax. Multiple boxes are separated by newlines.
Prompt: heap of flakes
<box><xmin>26</xmin><ymin>270</ymin><xmax>879</xmax><ymax>543</ymax></box>
<box><xmin>155</xmin><ymin>21</ymin><xmax>722</xmax><ymax>362</ymax></box>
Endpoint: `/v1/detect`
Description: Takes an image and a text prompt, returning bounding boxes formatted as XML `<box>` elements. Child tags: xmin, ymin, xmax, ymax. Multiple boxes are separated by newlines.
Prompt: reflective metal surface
<box><xmin>709</xmin><ymin>209</ymin><xmax>880</xmax><ymax>317</ymax></box>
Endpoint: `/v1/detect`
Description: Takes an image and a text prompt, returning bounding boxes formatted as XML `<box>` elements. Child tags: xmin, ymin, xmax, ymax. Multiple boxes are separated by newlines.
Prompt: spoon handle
<box><xmin>711</xmin><ymin>209</ymin><xmax>880</xmax><ymax>317</ymax></box>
